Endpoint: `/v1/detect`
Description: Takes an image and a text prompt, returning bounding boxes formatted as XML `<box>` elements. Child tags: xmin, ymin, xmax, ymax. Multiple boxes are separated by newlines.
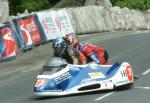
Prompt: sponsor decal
<box><xmin>25</xmin><ymin>21</ymin><xmax>37</xmax><ymax>32</ymax></box>
<box><xmin>1</xmin><ymin>28</ymin><xmax>17</xmax><ymax>57</ymax></box>
<box><xmin>18</xmin><ymin>16</ymin><xmax>41</xmax><ymax>45</ymax></box>
<box><xmin>116</xmin><ymin>80</ymin><xmax>128</xmax><ymax>84</ymax></box>
<box><xmin>55</xmin><ymin>16</ymin><xmax>62</xmax><ymax>31</ymax></box>
<box><xmin>70</xmin><ymin>67</ymin><xmax>80</xmax><ymax>71</ymax></box>
<box><xmin>49</xmin><ymin>82</ymin><xmax>55</xmax><ymax>87</ymax></box>
<box><xmin>43</xmin><ymin>89</ymin><xmax>62</xmax><ymax>92</ymax></box>
<box><xmin>55</xmin><ymin>15</ymin><xmax>67</xmax><ymax>32</ymax></box>
<box><xmin>54</xmin><ymin>72</ymin><xmax>72</xmax><ymax>84</ymax></box>
<box><xmin>88</xmin><ymin>72</ymin><xmax>105</xmax><ymax>79</ymax></box>
<box><xmin>81</xmin><ymin>78</ymin><xmax>96</xmax><ymax>84</ymax></box>
<box><xmin>3</xmin><ymin>29</ymin><xmax>14</xmax><ymax>41</ymax></box>
<box><xmin>41</xmin><ymin>18</ymin><xmax>53</xmax><ymax>33</ymax></box>
<box><xmin>37</xmin><ymin>10</ymin><xmax>74</xmax><ymax>39</ymax></box>
<box><xmin>37</xmin><ymin>12</ymin><xmax>58</xmax><ymax>40</ymax></box>
<box><xmin>126</xmin><ymin>65</ymin><xmax>133</xmax><ymax>81</ymax></box>
<box><xmin>120</xmin><ymin>65</ymin><xmax>133</xmax><ymax>81</ymax></box>
<box><xmin>35</xmin><ymin>79</ymin><xmax>47</xmax><ymax>88</ymax></box>
<box><xmin>120</xmin><ymin>70</ymin><xmax>127</xmax><ymax>77</ymax></box>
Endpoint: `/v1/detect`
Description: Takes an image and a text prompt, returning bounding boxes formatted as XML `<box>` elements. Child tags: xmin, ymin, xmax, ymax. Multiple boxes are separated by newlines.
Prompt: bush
<box><xmin>9</xmin><ymin>0</ymin><xmax>61</xmax><ymax>15</ymax></box>
<box><xmin>111</xmin><ymin>0</ymin><xmax>150</xmax><ymax>10</ymax></box>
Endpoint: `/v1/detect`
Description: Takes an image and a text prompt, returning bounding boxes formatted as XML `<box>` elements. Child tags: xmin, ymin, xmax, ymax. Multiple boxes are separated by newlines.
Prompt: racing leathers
<box><xmin>54</xmin><ymin>44</ymin><xmax>87</xmax><ymax>65</ymax></box>
<box><xmin>74</xmin><ymin>41</ymin><xmax>109</xmax><ymax>65</ymax></box>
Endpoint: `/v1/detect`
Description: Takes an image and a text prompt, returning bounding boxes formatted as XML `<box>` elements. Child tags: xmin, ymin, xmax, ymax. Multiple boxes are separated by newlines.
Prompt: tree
<box><xmin>111</xmin><ymin>0</ymin><xmax>150</xmax><ymax>11</ymax></box>
<box><xmin>9</xmin><ymin>0</ymin><xmax>61</xmax><ymax>15</ymax></box>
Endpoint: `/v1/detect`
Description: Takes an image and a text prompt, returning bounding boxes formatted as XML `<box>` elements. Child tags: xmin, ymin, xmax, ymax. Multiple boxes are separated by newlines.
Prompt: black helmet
<box><xmin>52</xmin><ymin>38</ymin><xmax>67</xmax><ymax>56</ymax></box>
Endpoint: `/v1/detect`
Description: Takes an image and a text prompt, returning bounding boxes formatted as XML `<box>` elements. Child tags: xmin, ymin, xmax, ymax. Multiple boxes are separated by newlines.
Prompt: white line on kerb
<box><xmin>142</xmin><ymin>68</ymin><xmax>150</xmax><ymax>75</ymax></box>
<box><xmin>94</xmin><ymin>92</ymin><xmax>114</xmax><ymax>101</ymax></box>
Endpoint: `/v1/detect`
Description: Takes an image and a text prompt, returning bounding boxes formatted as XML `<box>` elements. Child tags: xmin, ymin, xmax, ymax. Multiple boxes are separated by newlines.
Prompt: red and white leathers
<box><xmin>65</xmin><ymin>34</ymin><xmax>87</xmax><ymax>65</ymax></box>
<box><xmin>74</xmin><ymin>41</ymin><xmax>109</xmax><ymax>65</ymax></box>
<box><xmin>78</xmin><ymin>50</ymin><xmax>87</xmax><ymax>65</ymax></box>
<box><xmin>65</xmin><ymin>34</ymin><xmax>109</xmax><ymax>65</ymax></box>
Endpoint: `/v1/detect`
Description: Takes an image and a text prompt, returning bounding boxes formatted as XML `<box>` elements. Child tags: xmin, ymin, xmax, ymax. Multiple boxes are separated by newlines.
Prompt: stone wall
<box><xmin>66</xmin><ymin>6</ymin><xmax>150</xmax><ymax>34</ymax></box>
<box><xmin>0</xmin><ymin>0</ymin><xmax>9</xmax><ymax>23</ymax></box>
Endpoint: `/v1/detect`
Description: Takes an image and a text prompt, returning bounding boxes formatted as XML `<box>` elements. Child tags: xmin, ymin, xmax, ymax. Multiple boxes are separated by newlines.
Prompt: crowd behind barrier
<box><xmin>0</xmin><ymin>6</ymin><xmax>150</xmax><ymax>61</ymax></box>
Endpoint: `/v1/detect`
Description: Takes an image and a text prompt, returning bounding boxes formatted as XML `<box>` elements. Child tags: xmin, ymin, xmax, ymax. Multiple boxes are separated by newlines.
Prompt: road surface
<box><xmin>0</xmin><ymin>31</ymin><xmax>150</xmax><ymax>103</ymax></box>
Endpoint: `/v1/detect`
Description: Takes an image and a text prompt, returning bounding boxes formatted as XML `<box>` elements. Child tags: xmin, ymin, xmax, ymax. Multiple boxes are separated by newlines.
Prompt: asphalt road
<box><xmin>0</xmin><ymin>31</ymin><xmax>150</xmax><ymax>103</ymax></box>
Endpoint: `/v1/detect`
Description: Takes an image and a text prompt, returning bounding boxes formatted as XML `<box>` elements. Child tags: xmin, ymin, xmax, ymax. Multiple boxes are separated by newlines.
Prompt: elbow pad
<box><xmin>90</xmin><ymin>54</ymin><xmax>101</xmax><ymax>64</ymax></box>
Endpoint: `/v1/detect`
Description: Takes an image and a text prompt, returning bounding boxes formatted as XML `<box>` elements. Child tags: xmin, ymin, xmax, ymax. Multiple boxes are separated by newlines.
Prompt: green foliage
<box><xmin>47</xmin><ymin>0</ymin><xmax>61</xmax><ymax>5</ymax></box>
<box><xmin>18</xmin><ymin>0</ymin><xmax>50</xmax><ymax>13</ymax></box>
<box><xmin>9</xmin><ymin>0</ymin><xmax>61</xmax><ymax>15</ymax></box>
<box><xmin>111</xmin><ymin>0</ymin><xmax>150</xmax><ymax>10</ymax></box>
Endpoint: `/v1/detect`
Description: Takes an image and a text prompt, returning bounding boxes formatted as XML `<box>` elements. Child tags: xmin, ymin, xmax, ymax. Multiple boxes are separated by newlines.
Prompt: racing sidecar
<box><xmin>34</xmin><ymin>57</ymin><xmax>134</xmax><ymax>96</ymax></box>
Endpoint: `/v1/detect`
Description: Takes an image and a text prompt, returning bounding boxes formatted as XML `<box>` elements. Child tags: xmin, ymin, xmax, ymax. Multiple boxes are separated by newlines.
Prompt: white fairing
<box><xmin>35</xmin><ymin>81</ymin><xmax>114</xmax><ymax>96</ymax></box>
<box><xmin>35</xmin><ymin>62</ymin><xmax>134</xmax><ymax>96</ymax></box>
<box><xmin>112</xmin><ymin>62</ymin><xmax>134</xmax><ymax>87</ymax></box>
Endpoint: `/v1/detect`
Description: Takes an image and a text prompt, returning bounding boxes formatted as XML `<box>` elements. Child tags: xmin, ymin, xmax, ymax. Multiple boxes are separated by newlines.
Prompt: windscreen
<box><xmin>39</xmin><ymin>57</ymin><xmax>67</xmax><ymax>75</ymax></box>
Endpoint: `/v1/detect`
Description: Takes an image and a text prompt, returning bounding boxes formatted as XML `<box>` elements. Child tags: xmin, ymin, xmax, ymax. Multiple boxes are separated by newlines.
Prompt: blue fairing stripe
<box><xmin>34</xmin><ymin>63</ymin><xmax>121</xmax><ymax>93</ymax></box>
<box><xmin>105</xmin><ymin>63</ymin><xmax>121</xmax><ymax>79</ymax></box>
<box><xmin>64</xmin><ymin>63</ymin><xmax>121</xmax><ymax>90</ymax></box>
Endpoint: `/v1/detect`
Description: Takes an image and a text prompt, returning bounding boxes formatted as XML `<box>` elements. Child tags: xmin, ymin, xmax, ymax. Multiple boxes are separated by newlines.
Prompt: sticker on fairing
<box><xmin>126</xmin><ymin>65</ymin><xmax>133</xmax><ymax>81</ymax></box>
<box><xmin>120</xmin><ymin>65</ymin><xmax>133</xmax><ymax>81</ymax></box>
<box><xmin>88</xmin><ymin>72</ymin><xmax>105</xmax><ymax>79</ymax></box>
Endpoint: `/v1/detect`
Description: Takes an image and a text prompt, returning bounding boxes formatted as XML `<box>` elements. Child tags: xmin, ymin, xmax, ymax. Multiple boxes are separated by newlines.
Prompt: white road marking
<box><xmin>133</xmin><ymin>69</ymin><xmax>150</xmax><ymax>90</ymax></box>
<box><xmin>134</xmin><ymin>86</ymin><xmax>150</xmax><ymax>90</ymax></box>
<box><xmin>89</xmin><ymin>31</ymin><xmax>143</xmax><ymax>43</ymax></box>
<box><xmin>94</xmin><ymin>92</ymin><xmax>114</xmax><ymax>101</ymax></box>
<box><xmin>94</xmin><ymin>68</ymin><xmax>150</xmax><ymax>101</ymax></box>
<box><xmin>142</xmin><ymin>68</ymin><xmax>150</xmax><ymax>75</ymax></box>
